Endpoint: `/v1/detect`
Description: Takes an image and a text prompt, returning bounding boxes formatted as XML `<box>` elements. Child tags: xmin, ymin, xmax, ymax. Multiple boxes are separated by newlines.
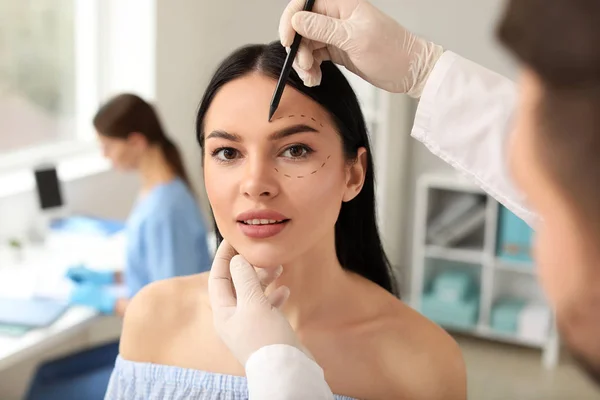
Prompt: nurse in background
<box><xmin>67</xmin><ymin>93</ymin><xmax>212</xmax><ymax>316</ymax></box>
<box><xmin>25</xmin><ymin>93</ymin><xmax>211</xmax><ymax>400</ymax></box>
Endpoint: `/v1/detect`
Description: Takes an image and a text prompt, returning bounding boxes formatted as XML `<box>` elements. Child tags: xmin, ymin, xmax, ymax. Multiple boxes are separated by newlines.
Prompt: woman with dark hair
<box><xmin>106</xmin><ymin>43</ymin><xmax>466</xmax><ymax>400</ymax></box>
<box><xmin>208</xmin><ymin>1</ymin><xmax>600</xmax><ymax>398</ymax></box>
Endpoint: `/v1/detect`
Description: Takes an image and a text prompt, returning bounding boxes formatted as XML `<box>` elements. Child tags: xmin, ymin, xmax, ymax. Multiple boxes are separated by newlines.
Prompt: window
<box><xmin>0</xmin><ymin>0</ymin><xmax>99</xmax><ymax>168</ymax></box>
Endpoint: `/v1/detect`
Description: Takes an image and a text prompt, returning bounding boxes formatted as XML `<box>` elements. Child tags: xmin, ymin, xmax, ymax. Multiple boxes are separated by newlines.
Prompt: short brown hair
<box><xmin>498</xmin><ymin>0</ymin><xmax>600</xmax><ymax>242</ymax></box>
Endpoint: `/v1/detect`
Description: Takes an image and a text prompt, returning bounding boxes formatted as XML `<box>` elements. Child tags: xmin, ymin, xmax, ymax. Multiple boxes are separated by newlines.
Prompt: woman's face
<box><xmin>97</xmin><ymin>133</ymin><xmax>146</xmax><ymax>171</ymax></box>
<box><xmin>203</xmin><ymin>73</ymin><xmax>366</xmax><ymax>268</ymax></box>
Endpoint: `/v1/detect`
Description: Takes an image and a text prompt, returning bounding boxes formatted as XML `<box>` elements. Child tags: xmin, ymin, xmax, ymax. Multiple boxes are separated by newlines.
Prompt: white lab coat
<box><xmin>244</xmin><ymin>51</ymin><xmax>535</xmax><ymax>400</ymax></box>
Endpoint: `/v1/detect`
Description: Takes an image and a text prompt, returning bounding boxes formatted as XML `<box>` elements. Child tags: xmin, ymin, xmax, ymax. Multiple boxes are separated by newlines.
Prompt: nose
<box><xmin>240</xmin><ymin>156</ymin><xmax>279</xmax><ymax>200</ymax></box>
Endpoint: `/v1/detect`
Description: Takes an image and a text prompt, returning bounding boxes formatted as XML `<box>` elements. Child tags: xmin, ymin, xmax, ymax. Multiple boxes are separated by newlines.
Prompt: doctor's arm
<box><xmin>411</xmin><ymin>52</ymin><xmax>536</xmax><ymax>226</ymax></box>
<box><xmin>278</xmin><ymin>0</ymin><xmax>536</xmax><ymax>226</ymax></box>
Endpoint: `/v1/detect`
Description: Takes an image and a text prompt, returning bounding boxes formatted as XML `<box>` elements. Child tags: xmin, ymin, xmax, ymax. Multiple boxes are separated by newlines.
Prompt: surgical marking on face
<box><xmin>274</xmin><ymin>154</ymin><xmax>331</xmax><ymax>178</ymax></box>
<box><xmin>269</xmin><ymin>116</ymin><xmax>330</xmax><ymax>178</ymax></box>
<box><xmin>271</xmin><ymin>114</ymin><xmax>323</xmax><ymax>126</ymax></box>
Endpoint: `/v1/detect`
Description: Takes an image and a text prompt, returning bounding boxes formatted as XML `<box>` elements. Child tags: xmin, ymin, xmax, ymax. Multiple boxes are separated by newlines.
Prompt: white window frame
<box><xmin>0</xmin><ymin>0</ymin><xmax>103</xmax><ymax>173</ymax></box>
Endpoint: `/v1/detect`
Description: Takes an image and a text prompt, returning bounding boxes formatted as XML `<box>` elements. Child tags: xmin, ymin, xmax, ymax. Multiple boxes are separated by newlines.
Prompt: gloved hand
<box><xmin>69</xmin><ymin>283</ymin><xmax>117</xmax><ymax>314</ymax></box>
<box><xmin>66</xmin><ymin>264</ymin><xmax>115</xmax><ymax>286</ymax></box>
<box><xmin>279</xmin><ymin>0</ymin><xmax>444</xmax><ymax>97</ymax></box>
<box><xmin>208</xmin><ymin>240</ymin><xmax>311</xmax><ymax>367</ymax></box>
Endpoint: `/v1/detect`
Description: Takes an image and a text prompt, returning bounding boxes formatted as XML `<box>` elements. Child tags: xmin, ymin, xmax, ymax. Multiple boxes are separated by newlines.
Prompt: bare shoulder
<box><xmin>119</xmin><ymin>272</ymin><xmax>211</xmax><ymax>363</ymax></box>
<box><xmin>374</xmin><ymin>298</ymin><xmax>467</xmax><ymax>400</ymax></box>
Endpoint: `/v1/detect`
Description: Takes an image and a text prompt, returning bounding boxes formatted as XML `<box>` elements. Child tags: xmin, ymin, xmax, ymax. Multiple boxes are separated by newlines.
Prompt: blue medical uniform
<box><xmin>125</xmin><ymin>178</ymin><xmax>212</xmax><ymax>297</ymax></box>
<box><xmin>26</xmin><ymin>178</ymin><xmax>212</xmax><ymax>400</ymax></box>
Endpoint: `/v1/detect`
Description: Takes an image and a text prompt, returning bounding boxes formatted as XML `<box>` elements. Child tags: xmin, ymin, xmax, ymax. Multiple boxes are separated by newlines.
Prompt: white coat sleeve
<box><xmin>412</xmin><ymin>51</ymin><xmax>538</xmax><ymax>227</ymax></box>
<box><xmin>245</xmin><ymin>345</ymin><xmax>334</xmax><ymax>400</ymax></box>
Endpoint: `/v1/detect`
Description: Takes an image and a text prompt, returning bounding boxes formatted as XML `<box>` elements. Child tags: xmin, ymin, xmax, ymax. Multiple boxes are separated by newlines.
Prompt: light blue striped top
<box><xmin>105</xmin><ymin>356</ymin><xmax>358</xmax><ymax>400</ymax></box>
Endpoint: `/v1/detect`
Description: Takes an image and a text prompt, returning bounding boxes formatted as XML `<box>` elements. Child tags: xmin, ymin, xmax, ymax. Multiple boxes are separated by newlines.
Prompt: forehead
<box><xmin>204</xmin><ymin>73</ymin><xmax>333</xmax><ymax>134</ymax></box>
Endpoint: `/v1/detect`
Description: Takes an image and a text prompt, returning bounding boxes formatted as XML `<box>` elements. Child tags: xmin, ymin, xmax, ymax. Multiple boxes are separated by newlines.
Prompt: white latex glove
<box><xmin>208</xmin><ymin>240</ymin><xmax>309</xmax><ymax>366</ymax></box>
<box><xmin>279</xmin><ymin>0</ymin><xmax>444</xmax><ymax>97</ymax></box>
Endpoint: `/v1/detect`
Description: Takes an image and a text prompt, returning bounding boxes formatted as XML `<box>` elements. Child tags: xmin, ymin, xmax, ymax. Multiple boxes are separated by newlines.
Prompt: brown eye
<box><xmin>222</xmin><ymin>148</ymin><xmax>236</xmax><ymax>159</ymax></box>
<box><xmin>213</xmin><ymin>147</ymin><xmax>239</xmax><ymax>161</ymax></box>
<box><xmin>283</xmin><ymin>145</ymin><xmax>310</xmax><ymax>159</ymax></box>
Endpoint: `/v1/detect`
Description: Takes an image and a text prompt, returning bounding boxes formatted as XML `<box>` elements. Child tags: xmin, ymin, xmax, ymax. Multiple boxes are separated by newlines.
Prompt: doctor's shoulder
<box><xmin>369</xmin><ymin>295</ymin><xmax>468</xmax><ymax>400</ymax></box>
<box><xmin>119</xmin><ymin>272</ymin><xmax>212</xmax><ymax>364</ymax></box>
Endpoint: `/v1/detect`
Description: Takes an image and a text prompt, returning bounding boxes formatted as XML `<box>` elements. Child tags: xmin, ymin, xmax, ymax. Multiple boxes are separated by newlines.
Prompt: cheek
<box><xmin>533</xmin><ymin>228</ymin><xmax>564</xmax><ymax>305</ymax></box>
<box><xmin>534</xmin><ymin>220</ymin><xmax>585</xmax><ymax>312</ymax></box>
<box><xmin>204</xmin><ymin>167</ymin><xmax>231</xmax><ymax>216</ymax></box>
<box><xmin>282</xmin><ymin>163</ymin><xmax>347</xmax><ymax>223</ymax></box>
<box><xmin>106</xmin><ymin>148</ymin><xmax>123</xmax><ymax>167</ymax></box>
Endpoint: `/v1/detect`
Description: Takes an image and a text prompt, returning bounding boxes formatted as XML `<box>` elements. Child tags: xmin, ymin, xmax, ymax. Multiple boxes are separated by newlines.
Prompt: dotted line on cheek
<box><xmin>275</xmin><ymin>154</ymin><xmax>331</xmax><ymax>178</ymax></box>
<box><xmin>270</xmin><ymin>115</ymin><xmax>329</xmax><ymax>178</ymax></box>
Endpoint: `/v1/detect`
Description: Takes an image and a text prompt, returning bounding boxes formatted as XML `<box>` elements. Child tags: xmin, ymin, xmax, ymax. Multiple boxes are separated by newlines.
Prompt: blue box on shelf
<box><xmin>432</xmin><ymin>270</ymin><xmax>475</xmax><ymax>303</ymax></box>
<box><xmin>491</xmin><ymin>298</ymin><xmax>526</xmax><ymax>334</ymax></box>
<box><xmin>497</xmin><ymin>206</ymin><xmax>534</xmax><ymax>263</ymax></box>
<box><xmin>421</xmin><ymin>293</ymin><xmax>480</xmax><ymax>330</ymax></box>
<box><xmin>421</xmin><ymin>269</ymin><xmax>480</xmax><ymax>330</ymax></box>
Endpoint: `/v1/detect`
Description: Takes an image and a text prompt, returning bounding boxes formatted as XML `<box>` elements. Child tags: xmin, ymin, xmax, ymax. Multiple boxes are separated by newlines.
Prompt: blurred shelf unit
<box><xmin>410</xmin><ymin>172</ymin><xmax>559</xmax><ymax>368</ymax></box>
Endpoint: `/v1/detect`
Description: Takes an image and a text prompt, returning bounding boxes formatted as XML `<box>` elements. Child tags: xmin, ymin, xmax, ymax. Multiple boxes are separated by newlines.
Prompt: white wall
<box><xmin>371</xmin><ymin>0</ymin><xmax>519</xmax><ymax>293</ymax></box>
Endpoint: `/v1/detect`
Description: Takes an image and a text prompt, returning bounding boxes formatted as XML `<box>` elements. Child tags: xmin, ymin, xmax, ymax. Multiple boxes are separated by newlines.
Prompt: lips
<box><xmin>236</xmin><ymin>210</ymin><xmax>290</xmax><ymax>239</ymax></box>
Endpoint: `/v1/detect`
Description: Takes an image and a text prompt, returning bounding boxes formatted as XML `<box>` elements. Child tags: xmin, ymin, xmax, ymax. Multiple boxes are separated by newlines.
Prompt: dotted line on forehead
<box><xmin>272</xmin><ymin>114</ymin><xmax>324</xmax><ymax>128</ymax></box>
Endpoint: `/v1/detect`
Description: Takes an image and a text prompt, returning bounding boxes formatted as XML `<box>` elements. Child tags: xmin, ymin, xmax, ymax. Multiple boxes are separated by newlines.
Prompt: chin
<box><xmin>232</xmin><ymin>240</ymin><xmax>295</xmax><ymax>269</ymax></box>
<box><xmin>557</xmin><ymin>307</ymin><xmax>600</xmax><ymax>385</ymax></box>
<box><xmin>569</xmin><ymin>348</ymin><xmax>600</xmax><ymax>386</ymax></box>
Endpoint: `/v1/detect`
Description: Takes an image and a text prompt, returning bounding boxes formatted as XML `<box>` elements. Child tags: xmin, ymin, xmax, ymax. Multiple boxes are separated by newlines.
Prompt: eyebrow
<box><xmin>206</xmin><ymin>124</ymin><xmax>319</xmax><ymax>142</ymax></box>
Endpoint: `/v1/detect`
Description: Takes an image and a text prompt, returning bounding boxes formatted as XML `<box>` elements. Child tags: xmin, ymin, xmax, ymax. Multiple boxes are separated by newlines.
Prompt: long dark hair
<box><xmin>93</xmin><ymin>93</ymin><xmax>193</xmax><ymax>190</ymax></box>
<box><xmin>196</xmin><ymin>42</ymin><xmax>397</xmax><ymax>296</ymax></box>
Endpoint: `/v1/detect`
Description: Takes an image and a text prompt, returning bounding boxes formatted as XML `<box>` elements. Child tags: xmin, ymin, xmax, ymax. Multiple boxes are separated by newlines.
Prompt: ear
<box><xmin>343</xmin><ymin>147</ymin><xmax>367</xmax><ymax>202</ymax></box>
<box><xmin>127</xmin><ymin>132</ymin><xmax>148</xmax><ymax>148</ymax></box>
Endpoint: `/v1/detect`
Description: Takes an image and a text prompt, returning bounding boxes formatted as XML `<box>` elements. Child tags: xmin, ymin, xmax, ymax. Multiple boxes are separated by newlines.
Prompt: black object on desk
<box><xmin>34</xmin><ymin>165</ymin><xmax>64</xmax><ymax>211</ymax></box>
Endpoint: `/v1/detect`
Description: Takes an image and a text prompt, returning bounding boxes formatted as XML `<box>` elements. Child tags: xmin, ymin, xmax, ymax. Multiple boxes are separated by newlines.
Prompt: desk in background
<box><xmin>0</xmin><ymin>228</ymin><xmax>126</xmax><ymax>373</ymax></box>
